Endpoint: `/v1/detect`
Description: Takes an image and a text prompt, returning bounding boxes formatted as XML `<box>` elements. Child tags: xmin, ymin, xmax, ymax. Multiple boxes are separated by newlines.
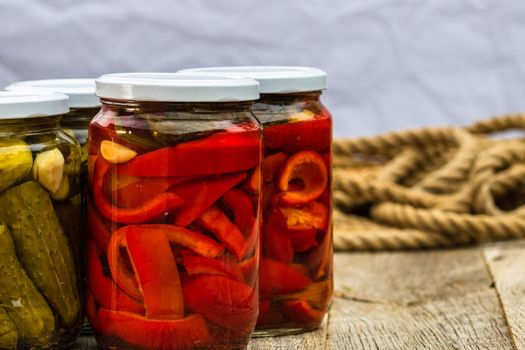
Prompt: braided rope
<box><xmin>334</xmin><ymin>113</ymin><xmax>525</xmax><ymax>250</ymax></box>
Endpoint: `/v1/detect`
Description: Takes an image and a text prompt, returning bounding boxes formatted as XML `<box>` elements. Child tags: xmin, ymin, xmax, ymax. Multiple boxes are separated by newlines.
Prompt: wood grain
<box><xmin>483</xmin><ymin>240</ymin><xmax>525</xmax><ymax>349</ymax></box>
<box><xmin>328</xmin><ymin>249</ymin><xmax>513</xmax><ymax>349</ymax></box>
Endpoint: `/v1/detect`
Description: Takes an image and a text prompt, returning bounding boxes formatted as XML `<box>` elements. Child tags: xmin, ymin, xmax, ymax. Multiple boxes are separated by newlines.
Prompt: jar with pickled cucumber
<box><xmin>183</xmin><ymin>66</ymin><xmax>333</xmax><ymax>337</ymax></box>
<box><xmin>0</xmin><ymin>92</ymin><xmax>83</xmax><ymax>349</ymax></box>
<box><xmin>88</xmin><ymin>73</ymin><xmax>262</xmax><ymax>350</ymax></box>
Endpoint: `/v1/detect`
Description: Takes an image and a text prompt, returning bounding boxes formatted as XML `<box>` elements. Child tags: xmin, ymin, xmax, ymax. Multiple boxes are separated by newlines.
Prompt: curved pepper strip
<box><xmin>222</xmin><ymin>189</ymin><xmax>258</xmax><ymax>256</ymax></box>
<box><xmin>117</xmin><ymin>130</ymin><xmax>261</xmax><ymax>177</ymax></box>
<box><xmin>238</xmin><ymin>256</ymin><xmax>257</xmax><ymax>286</ymax></box>
<box><xmin>259</xmin><ymin>258</ymin><xmax>312</xmax><ymax>296</ymax></box>
<box><xmin>87</xmin><ymin>240</ymin><xmax>144</xmax><ymax>313</ymax></box>
<box><xmin>93</xmin><ymin>157</ymin><xmax>185</xmax><ymax>224</ymax></box>
<box><xmin>283</xmin><ymin>299</ymin><xmax>324</xmax><ymax>324</ymax></box>
<box><xmin>183</xmin><ymin>275</ymin><xmax>257</xmax><ymax>330</ymax></box>
<box><xmin>262</xmin><ymin>209</ymin><xmax>293</xmax><ymax>263</ymax></box>
<box><xmin>182</xmin><ymin>256</ymin><xmax>244</xmax><ymax>282</ymax></box>
<box><xmin>263</xmin><ymin>112</ymin><xmax>331</xmax><ymax>153</ymax></box>
<box><xmin>107</xmin><ymin>224</ymin><xmax>224</xmax><ymax>311</ymax></box>
<box><xmin>98</xmin><ymin>308</ymin><xmax>210</xmax><ymax>350</ymax></box>
<box><xmin>276</xmin><ymin>280</ymin><xmax>334</xmax><ymax>309</ymax></box>
<box><xmin>112</xmin><ymin>177</ymin><xmax>190</xmax><ymax>209</ymax></box>
<box><xmin>281</xmin><ymin>201</ymin><xmax>328</xmax><ymax>252</ymax></box>
<box><xmin>262</xmin><ymin>152</ymin><xmax>288</xmax><ymax>183</ymax></box>
<box><xmin>172</xmin><ymin>172</ymin><xmax>246</xmax><ymax>227</ymax></box>
<box><xmin>87</xmin><ymin>199</ymin><xmax>112</xmax><ymax>252</ymax></box>
<box><xmin>278</xmin><ymin>151</ymin><xmax>328</xmax><ymax>205</ymax></box>
<box><xmin>197</xmin><ymin>206</ymin><xmax>247</xmax><ymax>260</ymax></box>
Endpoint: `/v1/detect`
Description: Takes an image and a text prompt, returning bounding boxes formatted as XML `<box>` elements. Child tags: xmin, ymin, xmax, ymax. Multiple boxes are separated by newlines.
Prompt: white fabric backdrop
<box><xmin>1</xmin><ymin>0</ymin><xmax>525</xmax><ymax>137</ymax></box>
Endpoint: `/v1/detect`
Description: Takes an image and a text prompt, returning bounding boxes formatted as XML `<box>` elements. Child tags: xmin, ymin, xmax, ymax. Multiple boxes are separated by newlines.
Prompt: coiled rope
<box><xmin>333</xmin><ymin>113</ymin><xmax>525</xmax><ymax>250</ymax></box>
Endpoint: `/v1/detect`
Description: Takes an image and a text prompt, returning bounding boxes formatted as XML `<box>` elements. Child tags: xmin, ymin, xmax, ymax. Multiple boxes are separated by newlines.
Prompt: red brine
<box><xmin>87</xmin><ymin>101</ymin><xmax>262</xmax><ymax>349</ymax></box>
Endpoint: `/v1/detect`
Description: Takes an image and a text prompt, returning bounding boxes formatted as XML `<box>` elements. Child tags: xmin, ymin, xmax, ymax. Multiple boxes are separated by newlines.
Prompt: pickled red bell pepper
<box><xmin>197</xmin><ymin>206</ymin><xmax>247</xmax><ymax>259</ymax></box>
<box><xmin>280</xmin><ymin>201</ymin><xmax>328</xmax><ymax>252</ymax></box>
<box><xmin>262</xmin><ymin>152</ymin><xmax>288</xmax><ymax>183</ymax></box>
<box><xmin>259</xmin><ymin>258</ymin><xmax>312</xmax><ymax>296</ymax></box>
<box><xmin>262</xmin><ymin>209</ymin><xmax>293</xmax><ymax>263</ymax></box>
<box><xmin>107</xmin><ymin>225</ymin><xmax>184</xmax><ymax>319</ymax></box>
<box><xmin>264</xmin><ymin>113</ymin><xmax>331</xmax><ymax>153</ymax></box>
<box><xmin>112</xmin><ymin>177</ymin><xmax>189</xmax><ymax>209</ymax></box>
<box><xmin>117</xmin><ymin>131</ymin><xmax>261</xmax><ymax>177</ymax></box>
<box><xmin>222</xmin><ymin>189</ymin><xmax>258</xmax><ymax>255</ymax></box>
<box><xmin>287</xmin><ymin>227</ymin><xmax>318</xmax><ymax>252</ymax></box>
<box><xmin>108</xmin><ymin>224</ymin><xmax>224</xmax><ymax>301</ymax></box>
<box><xmin>283</xmin><ymin>299</ymin><xmax>323</xmax><ymax>324</ymax></box>
<box><xmin>182</xmin><ymin>256</ymin><xmax>244</xmax><ymax>282</ymax></box>
<box><xmin>278</xmin><ymin>151</ymin><xmax>328</xmax><ymax>205</ymax></box>
<box><xmin>86</xmin><ymin>292</ymin><xmax>101</xmax><ymax>332</ymax></box>
<box><xmin>238</xmin><ymin>256</ymin><xmax>257</xmax><ymax>286</ymax></box>
<box><xmin>97</xmin><ymin>308</ymin><xmax>210</xmax><ymax>350</ymax></box>
<box><xmin>87</xmin><ymin>240</ymin><xmax>144</xmax><ymax>314</ymax></box>
<box><xmin>172</xmin><ymin>172</ymin><xmax>246</xmax><ymax>227</ymax></box>
<box><xmin>93</xmin><ymin>157</ymin><xmax>185</xmax><ymax>224</ymax></box>
<box><xmin>183</xmin><ymin>275</ymin><xmax>257</xmax><ymax>330</ymax></box>
<box><xmin>87</xmin><ymin>199</ymin><xmax>112</xmax><ymax>252</ymax></box>
<box><xmin>244</xmin><ymin>167</ymin><xmax>261</xmax><ymax>194</ymax></box>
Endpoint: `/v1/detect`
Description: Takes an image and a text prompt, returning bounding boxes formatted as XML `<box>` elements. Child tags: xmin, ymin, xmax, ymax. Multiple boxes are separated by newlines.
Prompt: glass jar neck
<box><xmin>0</xmin><ymin>115</ymin><xmax>60</xmax><ymax>136</ymax></box>
<box><xmin>257</xmin><ymin>91</ymin><xmax>322</xmax><ymax>105</ymax></box>
<box><xmin>252</xmin><ymin>91</ymin><xmax>324</xmax><ymax>125</ymax></box>
<box><xmin>100</xmin><ymin>99</ymin><xmax>254</xmax><ymax>115</ymax></box>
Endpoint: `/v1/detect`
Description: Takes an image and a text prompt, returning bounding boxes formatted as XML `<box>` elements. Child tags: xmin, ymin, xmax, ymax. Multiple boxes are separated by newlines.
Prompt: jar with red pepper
<box><xmin>182</xmin><ymin>67</ymin><xmax>333</xmax><ymax>336</ymax></box>
<box><xmin>87</xmin><ymin>73</ymin><xmax>262</xmax><ymax>349</ymax></box>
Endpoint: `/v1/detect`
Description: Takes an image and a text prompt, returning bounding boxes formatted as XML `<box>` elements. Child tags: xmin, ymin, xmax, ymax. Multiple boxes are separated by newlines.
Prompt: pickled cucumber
<box><xmin>0</xmin><ymin>181</ymin><xmax>80</xmax><ymax>327</ymax></box>
<box><xmin>0</xmin><ymin>226</ymin><xmax>54</xmax><ymax>347</ymax></box>
<box><xmin>0</xmin><ymin>308</ymin><xmax>17</xmax><ymax>350</ymax></box>
<box><xmin>54</xmin><ymin>200</ymin><xmax>82</xmax><ymax>266</ymax></box>
<box><xmin>0</xmin><ymin>139</ymin><xmax>32</xmax><ymax>193</ymax></box>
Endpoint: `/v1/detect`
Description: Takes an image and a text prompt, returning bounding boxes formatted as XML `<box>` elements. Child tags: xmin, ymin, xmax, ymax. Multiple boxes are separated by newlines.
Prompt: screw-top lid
<box><xmin>0</xmin><ymin>91</ymin><xmax>69</xmax><ymax>119</ymax></box>
<box><xmin>6</xmin><ymin>79</ymin><xmax>99</xmax><ymax>108</ymax></box>
<box><xmin>179</xmin><ymin>66</ymin><xmax>327</xmax><ymax>94</ymax></box>
<box><xmin>95</xmin><ymin>73</ymin><xmax>260</xmax><ymax>102</ymax></box>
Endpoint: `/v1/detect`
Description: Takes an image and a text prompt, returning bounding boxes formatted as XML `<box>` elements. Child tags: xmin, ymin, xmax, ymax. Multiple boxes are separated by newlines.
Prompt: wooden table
<box><xmin>77</xmin><ymin>240</ymin><xmax>525</xmax><ymax>349</ymax></box>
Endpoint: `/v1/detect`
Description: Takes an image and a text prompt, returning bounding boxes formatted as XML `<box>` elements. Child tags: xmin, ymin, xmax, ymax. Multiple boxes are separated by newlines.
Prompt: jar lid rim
<box><xmin>96</xmin><ymin>73</ymin><xmax>260</xmax><ymax>102</ymax></box>
<box><xmin>0</xmin><ymin>91</ymin><xmax>69</xmax><ymax>119</ymax></box>
<box><xmin>180</xmin><ymin>66</ymin><xmax>327</xmax><ymax>94</ymax></box>
<box><xmin>5</xmin><ymin>79</ymin><xmax>100</xmax><ymax>108</ymax></box>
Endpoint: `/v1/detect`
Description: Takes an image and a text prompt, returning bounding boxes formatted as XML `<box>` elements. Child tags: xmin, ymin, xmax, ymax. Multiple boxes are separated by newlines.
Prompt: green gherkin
<box><xmin>0</xmin><ymin>139</ymin><xmax>32</xmax><ymax>193</ymax></box>
<box><xmin>0</xmin><ymin>226</ymin><xmax>54</xmax><ymax>347</ymax></box>
<box><xmin>0</xmin><ymin>181</ymin><xmax>80</xmax><ymax>328</ymax></box>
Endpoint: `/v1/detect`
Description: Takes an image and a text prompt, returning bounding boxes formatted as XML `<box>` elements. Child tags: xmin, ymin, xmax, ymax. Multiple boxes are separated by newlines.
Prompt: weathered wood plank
<box><xmin>248</xmin><ymin>320</ymin><xmax>328</xmax><ymax>350</ymax></box>
<box><xmin>483</xmin><ymin>239</ymin><xmax>525</xmax><ymax>349</ymax></box>
<box><xmin>328</xmin><ymin>249</ymin><xmax>513</xmax><ymax>349</ymax></box>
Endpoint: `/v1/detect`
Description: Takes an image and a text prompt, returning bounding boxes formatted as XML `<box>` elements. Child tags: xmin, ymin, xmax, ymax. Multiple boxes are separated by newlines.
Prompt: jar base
<box><xmin>252</xmin><ymin>324</ymin><xmax>320</xmax><ymax>338</ymax></box>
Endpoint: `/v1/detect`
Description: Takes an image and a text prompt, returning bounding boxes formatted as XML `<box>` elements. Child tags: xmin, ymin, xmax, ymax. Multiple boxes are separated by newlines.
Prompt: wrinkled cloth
<box><xmin>1</xmin><ymin>0</ymin><xmax>525</xmax><ymax>136</ymax></box>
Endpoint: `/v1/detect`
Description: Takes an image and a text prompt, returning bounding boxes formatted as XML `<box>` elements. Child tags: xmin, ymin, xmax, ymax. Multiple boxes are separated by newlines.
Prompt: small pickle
<box><xmin>0</xmin><ymin>226</ymin><xmax>54</xmax><ymax>347</ymax></box>
<box><xmin>0</xmin><ymin>308</ymin><xmax>17</xmax><ymax>350</ymax></box>
<box><xmin>0</xmin><ymin>139</ymin><xmax>32</xmax><ymax>193</ymax></box>
<box><xmin>0</xmin><ymin>181</ymin><xmax>81</xmax><ymax>328</ymax></box>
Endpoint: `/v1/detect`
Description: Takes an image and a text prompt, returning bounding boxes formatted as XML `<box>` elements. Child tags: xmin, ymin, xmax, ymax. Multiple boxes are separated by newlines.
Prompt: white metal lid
<box><xmin>0</xmin><ymin>91</ymin><xmax>69</xmax><ymax>119</ymax></box>
<box><xmin>5</xmin><ymin>79</ymin><xmax>99</xmax><ymax>108</ymax></box>
<box><xmin>179</xmin><ymin>66</ymin><xmax>327</xmax><ymax>94</ymax></box>
<box><xmin>95</xmin><ymin>73</ymin><xmax>260</xmax><ymax>102</ymax></box>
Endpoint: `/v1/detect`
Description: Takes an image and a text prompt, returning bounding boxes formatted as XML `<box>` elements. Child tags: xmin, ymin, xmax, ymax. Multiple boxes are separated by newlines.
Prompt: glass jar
<box><xmin>87</xmin><ymin>73</ymin><xmax>262</xmax><ymax>350</ymax></box>
<box><xmin>182</xmin><ymin>67</ymin><xmax>333</xmax><ymax>336</ymax></box>
<box><xmin>0</xmin><ymin>92</ymin><xmax>83</xmax><ymax>348</ymax></box>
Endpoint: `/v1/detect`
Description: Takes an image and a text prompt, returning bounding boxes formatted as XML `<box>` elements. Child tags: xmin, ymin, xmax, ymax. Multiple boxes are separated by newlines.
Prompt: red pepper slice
<box><xmin>87</xmin><ymin>199</ymin><xmax>113</xmax><ymax>252</ymax></box>
<box><xmin>107</xmin><ymin>225</ymin><xmax>184</xmax><ymax>319</ymax></box>
<box><xmin>172</xmin><ymin>173</ymin><xmax>246</xmax><ymax>227</ymax></box>
<box><xmin>244</xmin><ymin>167</ymin><xmax>261</xmax><ymax>194</ymax></box>
<box><xmin>117</xmin><ymin>130</ymin><xmax>261</xmax><ymax>177</ymax></box>
<box><xmin>182</xmin><ymin>256</ymin><xmax>244</xmax><ymax>282</ymax></box>
<box><xmin>283</xmin><ymin>299</ymin><xmax>324</xmax><ymax>324</ymax></box>
<box><xmin>124</xmin><ymin>227</ymin><xmax>184</xmax><ymax>319</ymax></box>
<box><xmin>93</xmin><ymin>157</ymin><xmax>185</xmax><ymax>224</ymax></box>
<box><xmin>278</xmin><ymin>151</ymin><xmax>328</xmax><ymax>205</ymax></box>
<box><xmin>281</xmin><ymin>201</ymin><xmax>328</xmax><ymax>252</ymax></box>
<box><xmin>87</xmin><ymin>240</ymin><xmax>144</xmax><ymax>313</ymax></box>
<box><xmin>262</xmin><ymin>152</ymin><xmax>288</xmax><ymax>182</ymax></box>
<box><xmin>98</xmin><ymin>308</ymin><xmax>210</xmax><ymax>350</ymax></box>
<box><xmin>197</xmin><ymin>206</ymin><xmax>247</xmax><ymax>259</ymax></box>
<box><xmin>306</xmin><ymin>221</ymin><xmax>333</xmax><ymax>280</ymax></box>
<box><xmin>112</xmin><ymin>177</ymin><xmax>190</xmax><ymax>209</ymax></box>
<box><xmin>262</xmin><ymin>209</ymin><xmax>293</xmax><ymax>263</ymax></box>
<box><xmin>287</xmin><ymin>227</ymin><xmax>318</xmax><ymax>252</ymax></box>
<box><xmin>221</xmin><ymin>189</ymin><xmax>258</xmax><ymax>256</ymax></box>
<box><xmin>259</xmin><ymin>258</ymin><xmax>312</xmax><ymax>296</ymax></box>
<box><xmin>108</xmin><ymin>224</ymin><xmax>224</xmax><ymax>301</ymax></box>
<box><xmin>264</xmin><ymin>112</ymin><xmax>331</xmax><ymax>153</ymax></box>
<box><xmin>183</xmin><ymin>275</ymin><xmax>257</xmax><ymax>330</ymax></box>
<box><xmin>86</xmin><ymin>292</ymin><xmax>101</xmax><ymax>333</ymax></box>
